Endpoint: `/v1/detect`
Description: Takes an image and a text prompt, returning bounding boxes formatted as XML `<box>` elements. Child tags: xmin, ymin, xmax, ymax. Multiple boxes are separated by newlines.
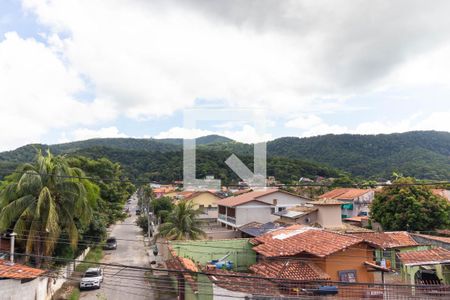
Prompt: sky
<box><xmin>0</xmin><ymin>0</ymin><xmax>449</xmax><ymax>151</ymax></box>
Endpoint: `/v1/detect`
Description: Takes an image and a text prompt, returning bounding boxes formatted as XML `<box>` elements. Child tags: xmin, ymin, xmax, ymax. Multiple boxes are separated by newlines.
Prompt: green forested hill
<box><xmin>0</xmin><ymin>131</ymin><xmax>449</xmax><ymax>181</ymax></box>
<box><xmin>266</xmin><ymin>131</ymin><xmax>450</xmax><ymax>180</ymax></box>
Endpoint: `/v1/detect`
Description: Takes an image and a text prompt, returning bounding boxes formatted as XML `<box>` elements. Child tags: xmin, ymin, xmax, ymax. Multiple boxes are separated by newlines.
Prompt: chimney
<box><xmin>10</xmin><ymin>232</ymin><xmax>17</xmax><ymax>264</ymax></box>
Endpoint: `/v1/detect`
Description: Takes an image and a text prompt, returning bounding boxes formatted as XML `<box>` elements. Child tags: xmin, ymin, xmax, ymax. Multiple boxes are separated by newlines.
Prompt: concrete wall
<box><xmin>235</xmin><ymin>201</ymin><xmax>273</xmax><ymax>226</ymax></box>
<box><xmin>169</xmin><ymin>239</ymin><xmax>256</xmax><ymax>271</ymax></box>
<box><xmin>0</xmin><ymin>247</ymin><xmax>91</xmax><ymax>300</ymax></box>
<box><xmin>190</xmin><ymin>192</ymin><xmax>221</xmax><ymax>209</ymax></box>
<box><xmin>352</xmin><ymin>191</ymin><xmax>375</xmax><ymax>217</ymax></box>
<box><xmin>0</xmin><ymin>277</ymin><xmax>48</xmax><ymax>300</ymax></box>
<box><xmin>322</xmin><ymin>243</ymin><xmax>375</xmax><ymax>283</ymax></box>
<box><xmin>411</xmin><ymin>234</ymin><xmax>450</xmax><ymax>250</ymax></box>
<box><xmin>317</xmin><ymin>205</ymin><xmax>342</xmax><ymax>228</ymax></box>
<box><xmin>257</xmin><ymin>191</ymin><xmax>309</xmax><ymax>209</ymax></box>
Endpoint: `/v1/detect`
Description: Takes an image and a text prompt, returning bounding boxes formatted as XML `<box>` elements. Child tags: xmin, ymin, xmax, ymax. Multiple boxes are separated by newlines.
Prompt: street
<box><xmin>80</xmin><ymin>195</ymin><xmax>156</xmax><ymax>300</ymax></box>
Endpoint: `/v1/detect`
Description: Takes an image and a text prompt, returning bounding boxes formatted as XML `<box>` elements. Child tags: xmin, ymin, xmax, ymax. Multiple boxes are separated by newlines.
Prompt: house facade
<box><xmin>216</xmin><ymin>189</ymin><xmax>310</xmax><ymax>229</ymax></box>
<box><xmin>319</xmin><ymin>188</ymin><xmax>375</xmax><ymax>218</ymax></box>
<box><xmin>250</xmin><ymin>225</ymin><xmax>376</xmax><ymax>284</ymax></box>
<box><xmin>398</xmin><ymin>247</ymin><xmax>450</xmax><ymax>285</ymax></box>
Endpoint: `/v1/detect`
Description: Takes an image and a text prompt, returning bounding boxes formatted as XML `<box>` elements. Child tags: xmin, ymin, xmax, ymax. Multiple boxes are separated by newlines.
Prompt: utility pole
<box><xmin>10</xmin><ymin>232</ymin><xmax>17</xmax><ymax>264</ymax></box>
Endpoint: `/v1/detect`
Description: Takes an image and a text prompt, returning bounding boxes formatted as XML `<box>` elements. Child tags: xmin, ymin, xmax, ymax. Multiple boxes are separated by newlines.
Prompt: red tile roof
<box><xmin>216</xmin><ymin>188</ymin><xmax>281</xmax><ymax>207</ymax></box>
<box><xmin>184</xmin><ymin>191</ymin><xmax>221</xmax><ymax>201</ymax></box>
<box><xmin>398</xmin><ymin>247</ymin><xmax>450</xmax><ymax>265</ymax></box>
<box><xmin>0</xmin><ymin>259</ymin><xmax>45</xmax><ymax>279</ymax></box>
<box><xmin>252</xmin><ymin>225</ymin><xmax>364</xmax><ymax>257</ymax></box>
<box><xmin>319</xmin><ymin>188</ymin><xmax>372</xmax><ymax>200</ymax></box>
<box><xmin>207</xmin><ymin>269</ymin><xmax>280</xmax><ymax>296</ymax></box>
<box><xmin>351</xmin><ymin>232</ymin><xmax>418</xmax><ymax>249</ymax></box>
<box><xmin>308</xmin><ymin>198</ymin><xmax>343</xmax><ymax>206</ymax></box>
<box><xmin>412</xmin><ymin>234</ymin><xmax>450</xmax><ymax>244</ymax></box>
<box><xmin>250</xmin><ymin>260</ymin><xmax>330</xmax><ymax>281</ymax></box>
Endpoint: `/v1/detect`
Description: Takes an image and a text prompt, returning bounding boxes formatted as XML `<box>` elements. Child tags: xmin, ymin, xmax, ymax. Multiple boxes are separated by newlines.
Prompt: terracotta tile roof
<box><xmin>398</xmin><ymin>247</ymin><xmax>450</xmax><ymax>265</ymax></box>
<box><xmin>252</xmin><ymin>225</ymin><xmax>364</xmax><ymax>257</ymax></box>
<box><xmin>250</xmin><ymin>260</ymin><xmax>330</xmax><ymax>281</ymax></box>
<box><xmin>216</xmin><ymin>188</ymin><xmax>280</xmax><ymax>207</ymax></box>
<box><xmin>351</xmin><ymin>232</ymin><xmax>418</xmax><ymax>249</ymax></box>
<box><xmin>319</xmin><ymin>188</ymin><xmax>372</xmax><ymax>200</ymax></box>
<box><xmin>308</xmin><ymin>198</ymin><xmax>344</xmax><ymax>206</ymax></box>
<box><xmin>412</xmin><ymin>234</ymin><xmax>450</xmax><ymax>244</ymax></box>
<box><xmin>0</xmin><ymin>259</ymin><xmax>45</xmax><ymax>279</ymax></box>
<box><xmin>328</xmin><ymin>223</ymin><xmax>374</xmax><ymax>234</ymax></box>
<box><xmin>343</xmin><ymin>216</ymin><xmax>369</xmax><ymax>223</ymax></box>
<box><xmin>206</xmin><ymin>269</ymin><xmax>280</xmax><ymax>296</ymax></box>
<box><xmin>184</xmin><ymin>191</ymin><xmax>221</xmax><ymax>201</ymax></box>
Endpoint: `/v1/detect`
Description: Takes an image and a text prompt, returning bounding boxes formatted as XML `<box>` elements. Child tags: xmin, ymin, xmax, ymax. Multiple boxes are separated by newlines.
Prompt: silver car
<box><xmin>80</xmin><ymin>267</ymin><xmax>103</xmax><ymax>290</ymax></box>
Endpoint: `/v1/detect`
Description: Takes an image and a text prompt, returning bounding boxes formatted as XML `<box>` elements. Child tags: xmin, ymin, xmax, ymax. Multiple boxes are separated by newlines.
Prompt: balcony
<box><xmin>218</xmin><ymin>214</ymin><xmax>236</xmax><ymax>224</ymax></box>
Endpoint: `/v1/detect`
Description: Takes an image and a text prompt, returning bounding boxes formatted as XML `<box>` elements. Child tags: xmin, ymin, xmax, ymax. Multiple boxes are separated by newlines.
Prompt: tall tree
<box><xmin>0</xmin><ymin>150</ymin><xmax>98</xmax><ymax>262</ymax></box>
<box><xmin>158</xmin><ymin>200</ymin><xmax>205</xmax><ymax>240</ymax></box>
<box><xmin>370</xmin><ymin>177</ymin><xmax>450</xmax><ymax>231</ymax></box>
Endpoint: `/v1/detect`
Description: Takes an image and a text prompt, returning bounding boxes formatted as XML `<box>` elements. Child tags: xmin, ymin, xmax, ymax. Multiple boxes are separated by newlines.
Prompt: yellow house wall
<box><xmin>189</xmin><ymin>193</ymin><xmax>220</xmax><ymax>209</ymax></box>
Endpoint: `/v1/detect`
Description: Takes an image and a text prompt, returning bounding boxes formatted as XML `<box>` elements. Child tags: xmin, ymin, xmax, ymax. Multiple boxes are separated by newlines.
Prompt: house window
<box><xmin>271</xmin><ymin>208</ymin><xmax>275</xmax><ymax>214</ymax></box>
<box><xmin>278</xmin><ymin>207</ymin><xmax>286</xmax><ymax>212</ymax></box>
<box><xmin>338</xmin><ymin>270</ymin><xmax>357</xmax><ymax>282</ymax></box>
<box><xmin>273</xmin><ymin>199</ymin><xmax>278</xmax><ymax>205</ymax></box>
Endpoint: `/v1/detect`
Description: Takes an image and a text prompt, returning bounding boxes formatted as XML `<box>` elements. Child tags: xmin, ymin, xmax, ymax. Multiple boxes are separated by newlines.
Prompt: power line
<box><xmin>1</xmin><ymin>169</ymin><xmax>450</xmax><ymax>188</ymax></box>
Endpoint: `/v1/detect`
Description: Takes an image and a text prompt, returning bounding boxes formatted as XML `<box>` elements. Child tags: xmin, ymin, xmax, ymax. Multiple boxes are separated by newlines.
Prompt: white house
<box><xmin>216</xmin><ymin>188</ymin><xmax>310</xmax><ymax>229</ymax></box>
<box><xmin>319</xmin><ymin>188</ymin><xmax>375</xmax><ymax>218</ymax></box>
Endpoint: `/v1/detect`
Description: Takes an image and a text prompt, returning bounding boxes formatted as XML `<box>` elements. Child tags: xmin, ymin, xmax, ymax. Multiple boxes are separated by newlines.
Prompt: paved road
<box><xmin>80</xmin><ymin>196</ymin><xmax>156</xmax><ymax>300</ymax></box>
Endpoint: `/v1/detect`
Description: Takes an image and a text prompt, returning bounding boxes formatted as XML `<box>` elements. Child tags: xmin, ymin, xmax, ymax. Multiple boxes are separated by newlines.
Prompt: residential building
<box><xmin>0</xmin><ymin>259</ymin><xmax>47</xmax><ymax>300</ymax></box>
<box><xmin>432</xmin><ymin>189</ymin><xmax>450</xmax><ymax>203</ymax></box>
<box><xmin>412</xmin><ymin>234</ymin><xmax>450</xmax><ymax>251</ymax></box>
<box><xmin>398</xmin><ymin>247</ymin><xmax>450</xmax><ymax>285</ymax></box>
<box><xmin>250</xmin><ymin>225</ymin><xmax>376</xmax><ymax>283</ymax></box>
<box><xmin>239</xmin><ymin>222</ymin><xmax>282</xmax><ymax>238</ymax></box>
<box><xmin>216</xmin><ymin>189</ymin><xmax>310</xmax><ymax>229</ymax></box>
<box><xmin>319</xmin><ymin>188</ymin><xmax>375</xmax><ymax>218</ymax></box>
<box><xmin>351</xmin><ymin>231</ymin><xmax>430</xmax><ymax>270</ymax></box>
<box><xmin>168</xmin><ymin>191</ymin><xmax>223</xmax><ymax>219</ymax></box>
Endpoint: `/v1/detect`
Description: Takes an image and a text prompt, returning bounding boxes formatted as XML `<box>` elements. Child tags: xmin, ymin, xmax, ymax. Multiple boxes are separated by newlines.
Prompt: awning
<box><xmin>342</xmin><ymin>203</ymin><xmax>354</xmax><ymax>210</ymax></box>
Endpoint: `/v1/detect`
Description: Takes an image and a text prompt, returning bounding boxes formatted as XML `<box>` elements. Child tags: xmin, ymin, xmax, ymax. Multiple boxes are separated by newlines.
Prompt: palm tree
<box><xmin>0</xmin><ymin>150</ymin><xmax>97</xmax><ymax>263</ymax></box>
<box><xmin>158</xmin><ymin>200</ymin><xmax>205</xmax><ymax>240</ymax></box>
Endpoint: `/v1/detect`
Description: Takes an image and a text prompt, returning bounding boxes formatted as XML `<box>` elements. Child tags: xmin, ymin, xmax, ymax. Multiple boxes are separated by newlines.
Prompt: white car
<box><xmin>80</xmin><ymin>267</ymin><xmax>103</xmax><ymax>290</ymax></box>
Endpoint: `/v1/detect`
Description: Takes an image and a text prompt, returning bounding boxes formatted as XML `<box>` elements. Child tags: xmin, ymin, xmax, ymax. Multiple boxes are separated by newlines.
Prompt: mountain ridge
<box><xmin>0</xmin><ymin>131</ymin><xmax>449</xmax><ymax>180</ymax></box>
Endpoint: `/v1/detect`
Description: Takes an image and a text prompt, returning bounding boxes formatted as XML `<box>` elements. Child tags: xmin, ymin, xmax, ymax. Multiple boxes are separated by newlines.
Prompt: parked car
<box><xmin>103</xmin><ymin>237</ymin><xmax>117</xmax><ymax>250</ymax></box>
<box><xmin>80</xmin><ymin>267</ymin><xmax>103</xmax><ymax>290</ymax></box>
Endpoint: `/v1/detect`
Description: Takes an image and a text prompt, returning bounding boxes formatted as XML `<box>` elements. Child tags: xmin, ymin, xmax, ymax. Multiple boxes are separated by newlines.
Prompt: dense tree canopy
<box><xmin>0</xmin><ymin>151</ymin><xmax>98</xmax><ymax>262</ymax></box>
<box><xmin>370</xmin><ymin>178</ymin><xmax>450</xmax><ymax>231</ymax></box>
<box><xmin>0</xmin><ymin>152</ymin><xmax>135</xmax><ymax>261</ymax></box>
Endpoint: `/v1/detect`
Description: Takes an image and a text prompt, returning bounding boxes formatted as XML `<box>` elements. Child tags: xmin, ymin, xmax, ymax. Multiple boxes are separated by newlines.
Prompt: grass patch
<box><xmin>68</xmin><ymin>287</ymin><xmax>80</xmax><ymax>300</ymax></box>
<box><xmin>75</xmin><ymin>247</ymin><xmax>104</xmax><ymax>273</ymax></box>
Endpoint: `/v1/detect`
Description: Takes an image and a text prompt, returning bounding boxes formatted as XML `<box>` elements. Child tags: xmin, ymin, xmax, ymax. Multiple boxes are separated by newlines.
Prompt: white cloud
<box><xmin>285</xmin><ymin>115</ymin><xmax>323</xmax><ymax>130</ymax></box>
<box><xmin>22</xmin><ymin>0</ymin><xmax>450</xmax><ymax>120</ymax></box>
<box><xmin>285</xmin><ymin>112</ymin><xmax>450</xmax><ymax>137</ymax></box>
<box><xmin>70</xmin><ymin>127</ymin><xmax>128</xmax><ymax>141</ymax></box>
<box><xmin>155</xmin><ymin>124</ymin><xmax>271</xmax><ymax>143</ymax></box>
<box><xmin>0</xmin><ymin>32</ymin><xmax>117</xmax><ymax>151</ymax></box>
<box><xmin>154</xmin><ymin>127</ymin><xmax>215</xmax><ymax>140</ymax></box>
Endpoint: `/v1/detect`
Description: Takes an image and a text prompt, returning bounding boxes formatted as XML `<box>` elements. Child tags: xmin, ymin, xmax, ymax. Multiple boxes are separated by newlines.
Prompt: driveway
<box><xmin>80</xmin><ymin>196</ymin><xmax>156</xmax><ymax>300</ymax></box>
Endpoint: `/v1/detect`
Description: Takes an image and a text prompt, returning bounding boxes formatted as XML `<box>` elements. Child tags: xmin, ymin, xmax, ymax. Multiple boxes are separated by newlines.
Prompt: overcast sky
<box><xmin>0</xmin><ymin>0</ymin><xmax>449</xmax><ymax>151</ymax></box>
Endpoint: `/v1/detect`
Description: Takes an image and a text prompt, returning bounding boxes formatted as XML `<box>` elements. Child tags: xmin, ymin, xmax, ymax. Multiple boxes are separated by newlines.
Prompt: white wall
<box><xmin>257</xmin><ymin>191</ymin><xmax>309</xmax><ymax>209</ymax></box>
<box><xmin>0</xmin><ymin>277</ymin><xmax>48</xmax><ymax>300</ymax></box>
<box><xmin>352</xmin><ymin>191</ymin><xmax>374</xmax><ymax>217</ymax></box>
<box><xmin>235</xmin><ymin>201</ymin><xmax>273</xmax><ymax>227</ymax></box>
<box><xmin>317</xmin><ymin>205</ymin><xmax>342</xmax><ymax>228</ymax></box>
